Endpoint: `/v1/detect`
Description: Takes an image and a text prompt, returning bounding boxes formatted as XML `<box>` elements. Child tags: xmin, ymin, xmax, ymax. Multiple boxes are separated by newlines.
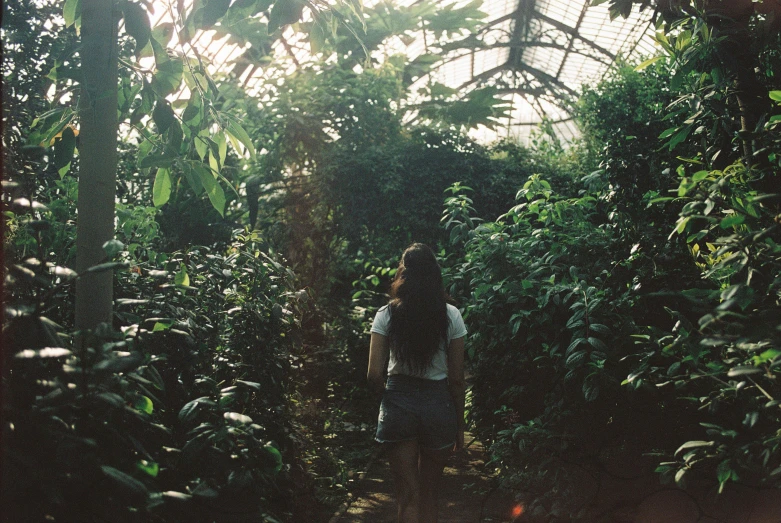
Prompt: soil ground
<box><xmin>331</xmin><ymin>433</ymin><xmax>781</xmax><ymax>523</ymax></box>
<box><xmin>333</xmin><ymin>433</ymin><xmax>518</xmax><ymax>523</ymax></box>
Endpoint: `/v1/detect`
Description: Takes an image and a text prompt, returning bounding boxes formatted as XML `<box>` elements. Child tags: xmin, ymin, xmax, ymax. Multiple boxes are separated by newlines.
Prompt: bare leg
<box><xmin>418</xmin><ymin>447</ymin><xmax>450</xmax><ymax>523</ymax></box>
<box><xmin>388</xmin><ymin>440</ymin><xmax>421</xmax><ymax>523</ymax></box>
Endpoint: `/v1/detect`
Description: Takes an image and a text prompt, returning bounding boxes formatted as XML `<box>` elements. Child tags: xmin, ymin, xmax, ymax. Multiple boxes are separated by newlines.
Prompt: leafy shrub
<box><xmin>443</xmin><ymin>56</ymin><xmax>781</xmax><ymax>520</ymax></box>
<box><xmin>3</xmin><ymin>222</ymin><xmax>304</xmax><ymax>521</ymax></box>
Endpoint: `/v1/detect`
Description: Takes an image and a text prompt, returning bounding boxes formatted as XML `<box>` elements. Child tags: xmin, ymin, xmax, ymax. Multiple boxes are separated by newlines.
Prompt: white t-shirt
<box><xmin>370</xmin><ymin>303</ymin><xmax>467</xmax><ymax>380</ymax></box>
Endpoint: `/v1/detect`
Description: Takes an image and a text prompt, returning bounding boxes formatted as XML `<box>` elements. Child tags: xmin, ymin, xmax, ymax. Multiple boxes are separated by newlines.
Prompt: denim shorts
<box><xmin>375</xmin><ymin>374</ymin><xmax>457</xmax><ymax>450</ymax></box>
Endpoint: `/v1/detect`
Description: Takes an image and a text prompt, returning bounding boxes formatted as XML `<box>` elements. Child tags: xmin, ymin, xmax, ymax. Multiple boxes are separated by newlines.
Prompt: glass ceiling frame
<box><xmin>152</xmin><ymin>0</ymin><xmax>658</xmax><ymax>143</ymax></box>
<box><xmin>417</xmin><ymin>0</ymin><xmax>657</xmax><ymax>142</ymax></box>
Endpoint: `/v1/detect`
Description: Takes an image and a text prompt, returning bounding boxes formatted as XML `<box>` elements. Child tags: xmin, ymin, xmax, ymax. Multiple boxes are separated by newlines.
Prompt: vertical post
<box><xmin>75</xmin><ymin>0</ymin><xmax>118</xmax><ymax>329</ymax></box>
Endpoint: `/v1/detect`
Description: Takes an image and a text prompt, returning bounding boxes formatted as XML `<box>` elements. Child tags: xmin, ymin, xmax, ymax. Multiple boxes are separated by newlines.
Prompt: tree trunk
<box><xmin>75</xmin><ymin>0</ymin><xmax>118</xmax><ymax>330</ymax></box>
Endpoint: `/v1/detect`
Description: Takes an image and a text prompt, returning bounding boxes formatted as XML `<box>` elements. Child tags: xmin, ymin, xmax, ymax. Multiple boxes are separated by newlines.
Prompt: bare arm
<box><xmin>447</xmin><ymin>336</ymin><xmax>466</xmax><ymax>449</ymax></box>
<box><xmin>367</xmin><ymin>332</ymin><xmax>389</xmax><ymax>393</ymax></box>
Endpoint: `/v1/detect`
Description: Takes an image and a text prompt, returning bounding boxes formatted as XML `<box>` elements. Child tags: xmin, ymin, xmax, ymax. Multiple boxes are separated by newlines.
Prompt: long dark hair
<box><xmin>387</xmin><ymin>243</ymin><xmax>449</xmax><ymax>375</ymax></box>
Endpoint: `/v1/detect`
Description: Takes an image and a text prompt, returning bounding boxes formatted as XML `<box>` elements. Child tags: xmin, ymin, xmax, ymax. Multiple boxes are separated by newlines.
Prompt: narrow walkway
<box><xmin>334</xmin><ymin>434</ymin><xmax>518</xmax><ymax>523</ymax></box>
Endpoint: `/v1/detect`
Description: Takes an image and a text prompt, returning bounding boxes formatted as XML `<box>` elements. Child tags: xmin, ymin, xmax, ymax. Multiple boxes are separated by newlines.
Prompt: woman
<box><xmin>367</xmin><ymin>243</ymin><xmax>467</xmax><ymax>523</ymax></box>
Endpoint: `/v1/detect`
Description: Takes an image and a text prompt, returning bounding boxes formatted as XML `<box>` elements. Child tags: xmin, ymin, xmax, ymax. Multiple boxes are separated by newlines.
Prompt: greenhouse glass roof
<box><xmin>406</xmin><ymin>0</ymin><xmax>658</xmax><ymax>141</ymax></box>
<box><xmin>151</xmin><ymin>0</ymin><xmax>658</xmax><ymax>143</ymax></box>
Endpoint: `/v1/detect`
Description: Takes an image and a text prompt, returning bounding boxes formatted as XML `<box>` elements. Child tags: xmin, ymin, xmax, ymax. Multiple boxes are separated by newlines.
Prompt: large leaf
<box><xmin>63</xmin><ymin>0</ymin><xmax>81</xmax><ymax>27</ymax></box>
<box><xmin>153</xmin><ymin>167</ymin><xmax>172</xmax><ymax>207</ymax></box>
<box><xmin>178</xmin><ymin>397</ymin><xmax>215</xmax><ymax>422</ymax></box>
<box><xmin>195</xmin><ymin>164</ymin><xmax>226</xmax><ymax>216</ymax></box>
<box><xmin>151</xmin><ymin>58</ymin><xmax>184</xmax><ymax>98</ymax></box>
<box><xmin>583</xmin><ymin>377</ymin><xmax>600</xmax><ymax>402</ymax></box>
<box><xmin>153</xmin><ymin>100</ymin><xmax>176</xmax><ymax>133</ymax></box>
<box><xmin>201</xmin><ymin>0</ymin><xmax>232</xmax><ymax>28</ymax></box>
<box><xmin>101</xmin><ymin>466</ymin><xmax>150</xmax><ymax>502</ymax></box>
<box><xmin>94</xmin><ymin>352</ymin><xmax>144</xmax><ymax>373</ymax></box>
<box><xmin>224</xmin><ymin>412</ymin><xmax>253</xmax><ymax>424</ymax></box>
<box><xmin>263</xmin><ymin>444</ymin><xmax>283</xmax><ymax>474</ymax></box>
<box><xmin>53</xmin><ymin>126</ymin><xmax>77</xmax><ymax>173</ymax></box>
<box><xmin>444</xmin><ymin>86</ymin><xmax>511</xmax><ymax>130</ymax></box>
<box><xmin>122</xmin><ymin>2</ymin><xmax>152</xmax><ymax>53</ymax></box>
<box><xmin>268</xmin><ymin>0</ymin><xmax>305</xmax><ymax>33</ymax></box>
<box><xmin>675</xmin><ymin>440</ymin><xmax>715</xmax><ymax>455</ymax></box>
<box><xmin>224</xmin><ymin>116</ymin><xmax>257</xmax><ymax>160</ymax></box>
<box><xmin>175</xmin><ymin>264</ymin><xmax>190</xmax><ymax>287</ymax></box>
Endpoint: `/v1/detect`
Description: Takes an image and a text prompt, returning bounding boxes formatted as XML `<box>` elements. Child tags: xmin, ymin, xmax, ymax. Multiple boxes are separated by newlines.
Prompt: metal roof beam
<box><xmin>555</xmin><ymin>2</ymin><xmax>591</xmax><ymax>79</ymax></box>
<box><xmin>508</xmin><ymin>0</ymin><xmax>538</xmax><ymax>68</ymax></box>
<box><xmin>534</xmin><ymin>10</ymin><xmax>616</xmax><ymax>60</ymax></box>
<box><xmin>517</xmin><ymin>62</ymin><xmax>578</xmax><ymax>98</ymax></box>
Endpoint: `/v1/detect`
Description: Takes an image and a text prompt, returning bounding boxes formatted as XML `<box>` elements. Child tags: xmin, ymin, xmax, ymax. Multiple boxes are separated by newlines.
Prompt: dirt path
<box><xmin>329</xmin><ymin>433</ymin><xmax>781</xmax><ymax>523</ymax></box>
<box><xmin>332</xmin><ymin>434</ymin><xmax>518</xmax><ymax>523</ymax></box>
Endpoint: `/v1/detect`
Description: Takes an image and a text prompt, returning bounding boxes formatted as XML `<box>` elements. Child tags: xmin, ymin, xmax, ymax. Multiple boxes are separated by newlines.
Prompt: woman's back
<box><xmin>371</xmin><ymin>303</ymin><xmax>466</xmax><ymax>380</ymax></box>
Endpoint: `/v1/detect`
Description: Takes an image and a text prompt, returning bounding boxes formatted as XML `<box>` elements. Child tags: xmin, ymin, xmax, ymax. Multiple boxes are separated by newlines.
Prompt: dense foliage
<box><xmin>443</xmin><ymin>14</ymin><xmax>781</xmax><ymax>517</ymax></box>
<box><xmin>3</xmin><ymin>0</ymin><xmax>780</xmax><ymax>521</ymax></box>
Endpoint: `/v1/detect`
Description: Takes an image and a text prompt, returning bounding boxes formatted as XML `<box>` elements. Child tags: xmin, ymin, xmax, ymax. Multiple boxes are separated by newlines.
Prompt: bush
<box><xmin>3</xmin><ymin>226</ymin><xmax>304</xmax><ymax>521</ymax></box>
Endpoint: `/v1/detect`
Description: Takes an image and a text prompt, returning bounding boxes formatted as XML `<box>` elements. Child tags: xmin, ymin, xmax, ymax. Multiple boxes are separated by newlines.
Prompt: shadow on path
<box><xmin>334</xmin><ymin>434</ymin><xmax>518</xmax><ymax>523</ymax></box>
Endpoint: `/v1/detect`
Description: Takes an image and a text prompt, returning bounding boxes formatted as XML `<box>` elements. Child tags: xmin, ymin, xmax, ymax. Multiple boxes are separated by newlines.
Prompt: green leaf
<box><xmin>268</xmin><ymin>0</ymin><xmax>305</xmax><ymax>33</ymax></box>
<box><xmin>134</xmin><ymin>395</ymin><xmax>154</xmax><ymax>414</ymax></box>
<box><xmin>103</xmin><ymin>239</ymin><xmax>125</xmax><ymax>258</ymax></box>
<box><xmin>101</xmin><ymin>466</ymin><xmax>150</xmax><ymax>501</ymax></box>
<box><xmin>152</xmin><ymin>58</ymin><xmax>184</xmax><ymax>97</ymax></box>
<box><xmin>675</xmin><ymin>440</ymin><xmax>715</xmax><ymax>455</ymax></box>
<box><xmin>263</xmin><ymin>444</ymin><xmax>283</xmax><ymax>474</ymax></box>
<box><xmin>225</xmin><ymin>117</ymin><xmax>257</xmax><ymax>160</ymax></box>
<box><xmin>236</xmin><ymin>380</ymin><xmax>261</xmax><ymax>391</ymax></box>
<box><xmin>122</xmin><ymin>2</ymin><xmax>152</xmax><ymax>53</ymax></box>
<box><xmin>195</xmin><ymin>131</ymin><xmax>209</xmax><ymax>160</ymax></box>
<box><xmin>215</xmin><ymin>131</ymin><xmax>227</xmax><ymax>167</ymax></box>
<box><xmin>85</xmin><ymin>261</ymin><xmax>129</xmax><ymax>274</ymax></box>
<box><xmin>153</xmin><ymin>100</ymin><xmax>176</xmax><ymax>133</ymax></box>
<box><xmin>719</xmin><ymin>214</ymin><xmax>745</xmax><ymax>229</ymax></box>
<box><xmin>753</xmin><ymin>348</ymin><xmax>781</xmax><ymax>365</ymax></box>
<box><xmin>94</xmin><ymin>352</ymin><xmax>144</xmax><ymax>373</ymax></box>
<box><xmin>96</xmin><ymin>392</ymin><xmax>125</xmax><ymax>407</ymax></box>
<box><xmin>182</xmin><ymin>162</ymin><xmax>204</xmax><ymax>194</ymax></box>
<box><xmin>309</xmin><ymin>20</ymin><xmax>328</xmax><ymax>54</ymax></box>
<box><xmin>153</xmin><ymin>321</ymin><xmax>173</xmax><ymax>331</ymax></box>
<box><xmin>53</xmin><ymin>126</ymin><xmax>76</xmax><ymax>172</ymax></box>
<box><xmin>565</xmin><ymin>338</ymin><xmax>584</xmax><ymax>356</ymax></box>
<box><xmin>224</xmin><ymin>412</ymin><xmax>253</xmax><ymax>424</ymax></box>
<box><xmin>635</xmin><ymin>56</ymin><xmax>663</xmax><ymax>71</ymax></box>
<box><xmin>195</xmin><ymin>164</ymin><xmax>226</xmax><ymax>216</ymax></box>
<box><xmin>566</xmin><ymin>350</ymin><xmax>587</xmax><ymax>368</ymax></box>
<box><xmin>153</xmin><ymin>168</ymin><xmax>172</xmax><ymax>207</ymax></box>
<box><xmin>201</xmin><ymin>0</ymin><xmax>232</xmax><ymax>29</ymax></box>
<box><xmin>769</xmin><ymin>91</ymin><xmax>781</xmax><ymax>102</ymax></box>
<box><xmin>587</xmin><ymin>337</ymin><xmax>608</xmax><ymax>351</ymax></box>
<box><xmin>727</xmin><ymin>366</ymin><xmax>762</xmax><ymax>377</ymax></box>
<box><xmin>63</xmin><ymin>0</ymin><xmax>81</xmax><ymax>27</ymax></box>
<box><xmin>178</xmin><ymin>397</ymin><xmax>214</xmax><ymax>422</ymax></box>
<box><xmin>674</xmin><ymin>468</ymin><xmax>687</xmax><ymax>488</ymax></box>
<box><xmin>175</xmin><ymin>265</ymin><xmax>190</xmax><ymax>287</ymax></box>
<box><xmin>583</xmin><ymin>379</ymin><xmax>600</xmax><ymax>402</ymax></box>
<box><xmin>668</xmin><ymin>124</ymin><xmax>692</xmax><ymax>150</ymax></box>
<box><xmin>136</xmin><ymin>460</ymin><xmax>159</xmax><ymax>477</ymax></box>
